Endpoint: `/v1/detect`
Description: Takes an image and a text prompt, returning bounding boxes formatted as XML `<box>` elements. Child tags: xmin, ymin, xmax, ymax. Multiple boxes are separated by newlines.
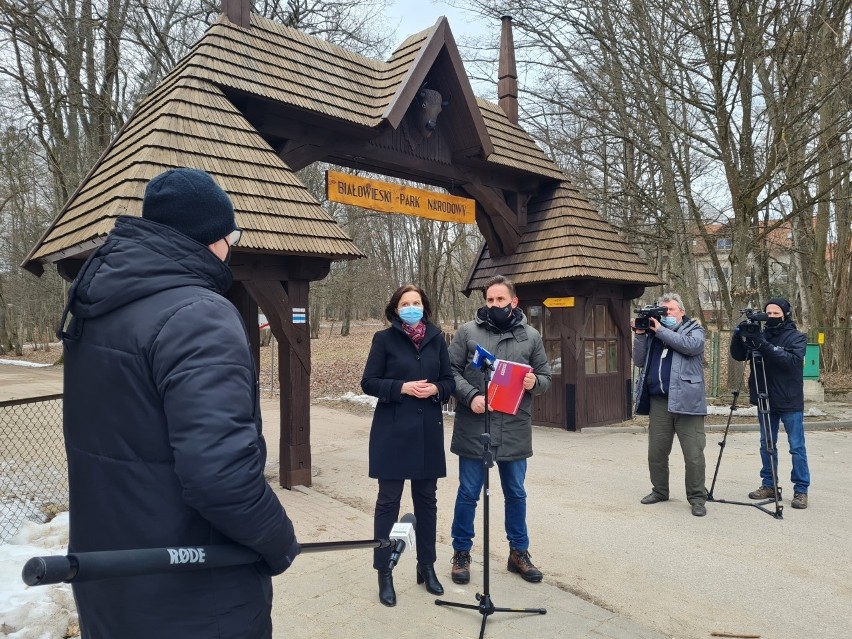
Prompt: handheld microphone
<box><xmin>468</xmin><ymin>341</ymin><xmax>496</xmax><ymax>370</ymax></box>
<box><xmin>387</xmin><ymin>513</ymin><xmax>416</xmax><ymax>571</ymax></box>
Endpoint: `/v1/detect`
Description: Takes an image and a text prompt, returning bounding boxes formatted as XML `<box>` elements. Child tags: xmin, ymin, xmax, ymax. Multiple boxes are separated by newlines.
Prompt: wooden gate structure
<box><xmin>24</xmin><ymin>1</ymin><xmax>662</xmax><ymax>488</ymax></box>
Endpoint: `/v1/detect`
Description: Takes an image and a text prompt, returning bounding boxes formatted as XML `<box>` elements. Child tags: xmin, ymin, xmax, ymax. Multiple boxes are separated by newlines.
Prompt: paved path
<box><xmin>4</xmin><ymin>363</ymin><xmax>851</xmax><ymax>639</ymax></box>
<box><xmin>0</xmin><ymin>364</ymin><xmax>63</xmax><ymax>402</ymax></box>
<box><xmin>267</xmin><ymin>402</ymin><xmax>852</xmax><ymax>639</ymax></box>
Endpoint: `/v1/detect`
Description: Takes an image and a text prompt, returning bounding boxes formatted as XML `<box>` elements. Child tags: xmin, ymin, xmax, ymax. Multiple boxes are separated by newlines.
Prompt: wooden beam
<box><xmin>280</xmin><ymin>281</ymin><xmax>311</xmax><ymax>488</ymax></box>
<box><xmin>242</xmin><ymin>280</ymin><xmax>312</xmax><ymax>488</ymax></box>
<box><xmin>462</xmin><ymin>182</ymin><xmax>521</xmax><ymax>256</ymax></box>
<box><xmin>473</xmin><ymin>206</ymin><xmax>504</xmax><ymax>257</ymax></box>
<box><xmin>230</xmin><ymin>254</ymin><xmax>331</xmax><ymax>283</ymax></box>
<box><xmin>242</xmin><ymin>281</ymin><xmax>310</xmax><ymax>374</ymax></box>
<box><xmin>382</xmin><ymin>19</ymin><xmax>448</xmax><ymax>128</ymax></box>
<box><xmin>235</xmin><ymin>97</ymin><xmax>375</xmax><ymax>142</ymax></box>
<box><xmin>226</xmin><ymin>282</ymin><xmax>260</xmax><ymax>377</ymax></box>
<box><xmin>56</xmin><ymin>258</ymin><xmax>86</xmax><ymax>283</ymax></box>
<box><xmin>276</xmin><ymin>140</ymin><xmax>334</xmax><ymax>171</ymax></box>
<box><xmin>232</xmin><ymin>91</ymin><xmax>551</xmax><ymax>194</ymax></box>
<box><xmin>327</xmin><ymin>147</ymin><xmax>538</xmax><ymax>193</ymax></box>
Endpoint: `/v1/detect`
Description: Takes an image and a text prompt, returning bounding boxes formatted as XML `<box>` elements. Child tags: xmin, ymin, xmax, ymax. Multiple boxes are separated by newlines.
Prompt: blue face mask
<box><xmin>398</xmin><ymin>306</ymin><xmax>424</xmax><ymax>326</ymax></box>
<box><xmin>660</xmin><ymin>316</ymin><xmax>677</xmax><ymax>328</ymax></box>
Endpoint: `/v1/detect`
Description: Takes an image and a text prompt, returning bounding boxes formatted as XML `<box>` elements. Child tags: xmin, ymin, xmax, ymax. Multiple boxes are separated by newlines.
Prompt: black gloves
<box><xmin>257</xmin><ymin>542</ymin><xmax>300</xmax><ymax>576</ymax></box>
<box><xmin>744</xmin><ymin>334</ymin><xmax>765</xmax><ymax>350</ymax></box>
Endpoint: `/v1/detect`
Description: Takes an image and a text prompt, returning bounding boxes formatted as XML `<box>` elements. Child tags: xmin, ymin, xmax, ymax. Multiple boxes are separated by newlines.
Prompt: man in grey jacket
<box><xmin>447</xmin><ymin>275</ymin><xmax>552</xmax><ymax>584</ymax></box>
<box><xmin>632</xmin><ymin>292</ymin><xmax>708</xmax><ymax>517</ymax></box>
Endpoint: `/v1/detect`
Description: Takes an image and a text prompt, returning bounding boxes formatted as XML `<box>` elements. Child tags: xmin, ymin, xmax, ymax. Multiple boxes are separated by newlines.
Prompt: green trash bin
<box><xmin>803</xmin><ymin>343</ymin><xmax>820</xmax><ymax>380</ymax></box>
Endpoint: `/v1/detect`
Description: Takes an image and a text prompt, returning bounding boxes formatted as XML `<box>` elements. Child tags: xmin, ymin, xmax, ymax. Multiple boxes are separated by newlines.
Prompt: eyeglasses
<box><xmin>226</xmin><ymin>228</ymin><xmax>242</xmax><ymax>247</ymax></box>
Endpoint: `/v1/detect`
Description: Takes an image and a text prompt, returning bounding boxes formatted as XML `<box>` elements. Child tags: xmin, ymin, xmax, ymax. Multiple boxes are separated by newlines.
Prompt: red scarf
<box><xmin>402</xmin><ymin>320</ymin><xmax>426</xmax><ymax>349</ymax></box>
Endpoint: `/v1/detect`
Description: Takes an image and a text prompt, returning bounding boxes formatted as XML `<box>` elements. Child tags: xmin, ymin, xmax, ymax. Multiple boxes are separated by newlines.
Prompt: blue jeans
<box><xmin>759</xmin><ymin>411</ymin><xmax>810</xmax><ymax>493</ymax></box>
<box><xmin>451</xmin><ymin>456</ymin><xmax>529</xmax><ymax>552</ymax></box>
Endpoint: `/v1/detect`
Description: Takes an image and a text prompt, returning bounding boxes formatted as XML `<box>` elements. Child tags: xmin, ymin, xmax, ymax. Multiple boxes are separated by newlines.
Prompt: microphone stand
<box><xmin>22</xmin><ymin>538</ymin><xmax>399</xmax><ymax>587</ymax></box>
<box><xmin>706</xmin><ymin>347</ymin><xmax>783</xmax><ymax>519</ymax></box>
<box><xmin>435</xmin><ymin>357</ymin><xmax>546</xmax><ymax>639</ymax></box>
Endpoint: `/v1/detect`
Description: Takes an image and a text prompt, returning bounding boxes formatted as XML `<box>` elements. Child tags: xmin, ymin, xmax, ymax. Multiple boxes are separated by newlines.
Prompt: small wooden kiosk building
<box><xmin>24</xmin><ymin>2</ymin><xmax>661</xmax><ymax>487</ymax></box>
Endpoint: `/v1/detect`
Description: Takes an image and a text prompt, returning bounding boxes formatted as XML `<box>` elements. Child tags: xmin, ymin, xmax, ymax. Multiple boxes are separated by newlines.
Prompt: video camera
<box><xmin>737</xmin><ymin>308</ymin><xmax>770</xmax><ymax>337</ymax></box>
<box><xmin>633</xmin><ymin>305</ymin><xmax>668</xmax><ymax>330</ymax></box>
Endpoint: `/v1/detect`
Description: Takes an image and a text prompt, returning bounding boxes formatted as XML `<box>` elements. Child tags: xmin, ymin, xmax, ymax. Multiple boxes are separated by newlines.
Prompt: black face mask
<box><xmin>487</xmin><ymin>304</ymin><xmax>514</xmax><ymax>328</ymax></box>
<box><xmin>765</xmin><ymin>317</ymin><xmax>783</xmax><ymax>328</ymax></box>
<box><xmin>223</xmin><ymin>245</ymin><xmax>232</xmax><ymax>266</ymax></box>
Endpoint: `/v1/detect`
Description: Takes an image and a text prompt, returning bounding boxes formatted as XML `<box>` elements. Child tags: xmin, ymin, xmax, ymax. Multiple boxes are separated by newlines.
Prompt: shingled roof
<box><xmin>464</xmin><ymin>182</ymin><xmax>664</xmax><ymax>292</ymax></box>
<box><xmin>25</xmin><ymin>71</ymin><xmax>363</xmax><ymax>272</ymax></box>
<box><xmin>25</xmin><ymin>12</ymin><xmax>657</xmax><ymax>289</ymax></box>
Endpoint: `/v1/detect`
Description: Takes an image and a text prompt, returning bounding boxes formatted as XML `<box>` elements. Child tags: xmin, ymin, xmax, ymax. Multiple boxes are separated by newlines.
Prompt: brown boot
<box><xmin>791</xmin><ymin>492</ymin><xmax>808</xmax><ymax>509</ymax></box>
<box><xmin>507</xmin><ymin>549</ymin><xmax>543</xmax><ymax>583</ymax></box>
<box><xmin>748</xmin><ymin>484</ymin><xmax>781</xmax><ymax>500</ymax></box>
<box><xmin>451</xmin><ymin>551</ymin><xmax>471</xmax><ymax>584</ymax></box>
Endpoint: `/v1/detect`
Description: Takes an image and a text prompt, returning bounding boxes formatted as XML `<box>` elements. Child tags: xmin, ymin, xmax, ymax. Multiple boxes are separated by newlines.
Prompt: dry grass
<box><xmin>259</xmin><ymin>321</ymin><xmax>383</xmax><ymax>401</ymax></box>
<box><xmin>8</xmin><ymin>326</ymin><xmax>852</xmax><ymax>402</ymax></box>
<box><xmin>1</xmin><ymin>343</ymin><xmax>63</xmax><ymax>365</ymax></box>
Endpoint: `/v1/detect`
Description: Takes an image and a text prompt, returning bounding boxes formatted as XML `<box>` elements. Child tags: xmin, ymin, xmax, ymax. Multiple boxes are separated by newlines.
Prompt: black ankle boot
<box><xmin>378</xmin><ymin>570</ymin><xmax>396</xmax><ymax>606</ymax></box>
<box><xmin>416</xmin><ymin>563</ymin><xmax>444</xmax><ymax>595</ymax></box>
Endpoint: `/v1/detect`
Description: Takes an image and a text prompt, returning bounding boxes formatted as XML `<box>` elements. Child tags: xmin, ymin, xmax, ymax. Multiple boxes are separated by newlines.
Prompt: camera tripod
<box><xmin>435</xmin><ymin>356</ymin><xmax>546</xmax><ymax>639</ymax></box>
<box><xmin>707</xmin><ymin>347</ymin><xmax>783</xmax><ymax>519</ymax></box>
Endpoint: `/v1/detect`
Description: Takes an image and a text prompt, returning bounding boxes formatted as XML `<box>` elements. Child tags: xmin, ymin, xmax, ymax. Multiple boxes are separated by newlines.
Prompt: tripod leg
<box><xmin>763</xmin><ymin>418</ymin><xmax>783</xmax><ymax>517</ymax></box>
<box><xmin>710</xmin><ymin>351</ymin><xmax>783</xmax><ymax>519</ymax></box>
<box><xmin>708</xmin><ymin>390</ymin><xmax>740</xmax><ymax>501</ymax></box>
<box><xmin>752</xmin><ymin>352</ymin><xmax>783</xmax><ymax>519</ymax></box>
<box><xmin>478</xmin><ymin>611</ymin><xmax>488</xmax><ymax>639</ymax></box>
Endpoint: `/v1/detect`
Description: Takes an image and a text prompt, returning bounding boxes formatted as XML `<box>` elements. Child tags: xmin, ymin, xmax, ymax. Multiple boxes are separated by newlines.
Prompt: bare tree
<box><xmin>455</xmin><ymin>0</ymin><xmax>851</xmax><ymax>323</ymax></box>
<box><xmin>0</xmin><ymin>0</ymin><xmax>395</xmax><ymax>347</ymax></box>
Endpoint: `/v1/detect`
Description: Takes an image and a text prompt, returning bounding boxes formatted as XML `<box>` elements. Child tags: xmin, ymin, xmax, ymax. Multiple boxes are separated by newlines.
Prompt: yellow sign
<box><xmin>543</xmin><ymin>297</ymin><xmax>575</xmax><ymax>308</ymax></box>
<box><xmin>818</xmin><ymin>332</ymin><xmax>825</xmax><ymax>345</ymax></box>
<box><xmin>326</xmin><ymin>171</ymin><xmax>476</xmax><ymax>224</ymax></box>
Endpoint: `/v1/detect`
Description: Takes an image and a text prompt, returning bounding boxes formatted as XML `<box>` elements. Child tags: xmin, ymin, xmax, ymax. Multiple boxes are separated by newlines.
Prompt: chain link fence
<box><xmin>0</xmin><ymin>394</ymin><xmax>67</xmax><ymax>544</ymax></box>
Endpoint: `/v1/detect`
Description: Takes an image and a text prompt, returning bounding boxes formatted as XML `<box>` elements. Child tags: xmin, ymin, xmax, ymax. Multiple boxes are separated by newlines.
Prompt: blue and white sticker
<box><xmin>292</xmin><ymin>307</ymin><xmax>306</xmax><ymax>324</ymax></box>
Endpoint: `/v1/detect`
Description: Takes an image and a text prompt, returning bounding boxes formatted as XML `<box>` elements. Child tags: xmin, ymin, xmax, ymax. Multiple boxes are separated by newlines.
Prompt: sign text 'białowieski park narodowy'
<box><xmin>326</xmin><ymin>171</ymin><xmax>475</xmax><ymax>224</ymax></box>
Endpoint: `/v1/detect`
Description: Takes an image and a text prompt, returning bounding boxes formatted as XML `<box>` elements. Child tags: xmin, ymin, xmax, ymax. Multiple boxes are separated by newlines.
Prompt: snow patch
<box><xmin>0</xmin><ymin>513</ymin><xmax>78</xmax><ymax>638</ymax></box>
<box><xmin>0</xmin><ymin>360</ymin><xmax>52</xmax><ymax>368</ymax></box>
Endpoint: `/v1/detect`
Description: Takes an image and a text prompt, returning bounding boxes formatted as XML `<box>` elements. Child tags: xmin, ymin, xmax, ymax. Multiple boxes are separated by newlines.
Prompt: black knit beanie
<box><xmin>764</xmin><ymin>297</ymin><xmax>792</xmax><ymax>319</ymax></box>
<box><xmin>142</xmin><ymin>168</ymin><xmax>236</xmax><ymax>246</ymax></box>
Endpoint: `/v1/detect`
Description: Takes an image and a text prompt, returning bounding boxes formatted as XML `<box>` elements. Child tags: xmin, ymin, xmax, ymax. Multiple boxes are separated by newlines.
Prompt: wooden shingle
<box><xmin>25</xmin><ymin>12</ymin><xmax>657</xmax><ymax>289</ymax></box>
<box><xmin>464</xmin><ymin>183</ymin><xmax>664</xmax><ymax>291</ymax></box>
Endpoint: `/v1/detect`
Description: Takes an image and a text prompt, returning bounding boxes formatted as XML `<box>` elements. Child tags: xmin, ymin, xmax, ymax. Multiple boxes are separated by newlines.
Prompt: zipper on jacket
<box><xmin>656</xmin><ymin>343</ymin><xmax>665</xmax><ymax>394</ymax></box>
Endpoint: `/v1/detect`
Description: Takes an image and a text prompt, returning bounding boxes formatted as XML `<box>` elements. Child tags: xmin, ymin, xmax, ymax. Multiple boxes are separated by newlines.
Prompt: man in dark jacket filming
<box><xmin>730</xmin><ymin>298</ymin><xmax>810</xmax><ymax>509</ymax></box>
<box><xmin>60</xmin><ymin>168</ymin><xmax>299</xmax><ymax>638</ymax></box>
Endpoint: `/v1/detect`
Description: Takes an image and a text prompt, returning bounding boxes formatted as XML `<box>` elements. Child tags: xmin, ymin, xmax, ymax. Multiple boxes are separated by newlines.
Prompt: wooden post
<box><xmin>498</xmin><ymin>16</ymin><xmax>519</xmax><ymax>124</ymax></box>
<box><xmin>242</xmin><ymin>279</ymin><xmax>312</xmax><ymax>488</ymax></box>
<box><xmin>226</xmin><ymin>281</ymin><xmax>260</xmax><ymax>377</ymax></box>
<box><xmin>221</xmin><ymin>0</ymin><xmax>252</xmax><ymax>28</ymax></box>
<box><xmin>278</xmin><ymin>280</ymin><xmax>311</xmax><ymax>488</ymax></box>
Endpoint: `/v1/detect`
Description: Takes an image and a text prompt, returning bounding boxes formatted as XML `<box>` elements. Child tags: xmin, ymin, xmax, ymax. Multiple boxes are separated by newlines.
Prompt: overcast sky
<box><xmin>385</xmin><ymin>0</ymin><xmax>500</xmax><ymax>98</ymax></box>
<box><xmin>386</xmin><ymin>0</ymin><xmax>493</xmax><ymax>45</ymax></box>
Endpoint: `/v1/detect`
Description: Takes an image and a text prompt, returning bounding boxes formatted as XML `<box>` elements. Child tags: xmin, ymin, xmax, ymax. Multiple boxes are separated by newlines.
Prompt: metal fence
<box><xmin>0</xmin><ymin>393</ymin><xmax>67</xmax><ymax>544</ymax></box>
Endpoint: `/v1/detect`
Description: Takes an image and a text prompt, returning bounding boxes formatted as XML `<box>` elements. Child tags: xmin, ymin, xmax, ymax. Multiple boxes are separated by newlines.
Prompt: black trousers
<box><xmin>373</xmin><ymin>478</ymin><xmax>438</xmax><ymax>571</ymax></box>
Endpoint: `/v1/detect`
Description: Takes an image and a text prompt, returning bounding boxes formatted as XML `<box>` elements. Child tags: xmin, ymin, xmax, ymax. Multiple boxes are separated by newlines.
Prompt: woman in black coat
<box><xmin>361</xmin><ymin>284</ymin><xmax>455</xmax><ymax>607</ymax></box>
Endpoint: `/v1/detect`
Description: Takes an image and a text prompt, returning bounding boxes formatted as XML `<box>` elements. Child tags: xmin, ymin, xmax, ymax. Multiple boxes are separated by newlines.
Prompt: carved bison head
<box><xmin>413</xmin><ymin>88</ymin><xmax>450</xmax><ymax>137</ymax></box>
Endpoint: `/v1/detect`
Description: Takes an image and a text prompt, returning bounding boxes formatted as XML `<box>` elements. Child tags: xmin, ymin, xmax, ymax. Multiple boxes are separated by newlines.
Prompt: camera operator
<box><xmin>730</xmin><ymin>298</ymin><xmax>810</xmax><ymax>509</ymax></box>
<box><xmin>632</xmin><ymin>293</ymin><xmax>708</xmax><ymax>517</ymax></box>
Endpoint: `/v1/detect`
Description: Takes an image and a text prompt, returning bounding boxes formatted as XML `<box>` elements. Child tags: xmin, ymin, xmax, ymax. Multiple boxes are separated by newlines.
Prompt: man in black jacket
<box><xmin>60</xmin><ymin>168</ymin><xmax>299</xmax><ymax>638</ymax></box>
<box><xmin>730</xmin><ymin>298</ymin><xmax>811</xmax><ymax>509</ymax></box>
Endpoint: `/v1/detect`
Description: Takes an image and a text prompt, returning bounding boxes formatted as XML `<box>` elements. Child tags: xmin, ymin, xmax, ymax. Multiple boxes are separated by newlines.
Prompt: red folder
<box><xmin>487</xmin><ymin>359</ymin><xmax>533</xmax><ymax>415</ymax></box>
